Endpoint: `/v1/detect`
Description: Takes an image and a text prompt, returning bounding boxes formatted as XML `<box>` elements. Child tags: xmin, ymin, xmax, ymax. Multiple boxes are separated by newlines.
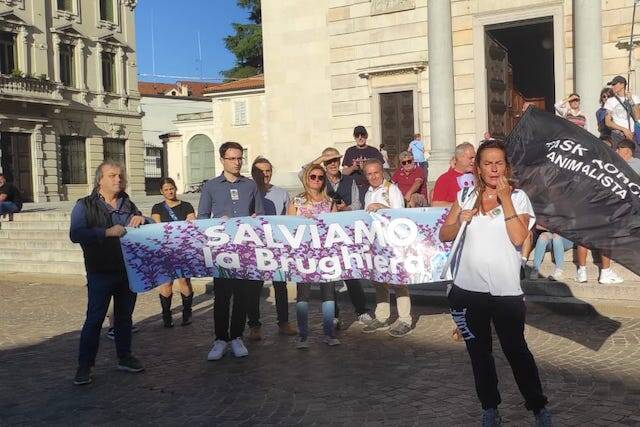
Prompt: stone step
<box><xmin>528</xmin><ymin>260</ymin><xmax>640</xmax><ymax>281</ymax></box>
<box><xmin>0</xmin><ymin>229</ymin><xmax>69</xmax><ymax>240</ymax></box>
<box><xmin>9</xmin><ymin>212</ymin><xmax>71</xmax><ymax>222</ymax></box>
<box><xmin>0</xmin><ymin>249</ymin><xmax>82</xmax><ymax>262</ymax></box>
<box><xmin>0</xmin><ymin>221</ymin><xmax>70</xmax><ymax>231</ymax></box>
<box><xmin>0</xmin><ymin>239</ymin><xmax>79</xmax><ymax>250</ymax></box>
<box><xmin>0</xmin><ymin>260</ymin><xmax>86</xmax><ymax>275</ymax></box>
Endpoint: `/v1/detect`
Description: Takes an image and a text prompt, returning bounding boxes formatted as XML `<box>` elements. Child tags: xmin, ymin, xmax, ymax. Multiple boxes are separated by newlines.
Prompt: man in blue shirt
<box><xmin>408</xmin><ymin>133</ymin><xmax>428</xmax><ymax>179</ymax></box>
<box><xmin>70</xmin><ymin>161</ymin><xmax>147</xmax><ymax>385</ymax></box>
<box><xmin>198</xmin><ymin>141</ymin><xmax>264</xmax><ymax>360</ymax></box>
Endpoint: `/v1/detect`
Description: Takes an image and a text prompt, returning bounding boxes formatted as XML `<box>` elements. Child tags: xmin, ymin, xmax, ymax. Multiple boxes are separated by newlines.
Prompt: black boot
<box><xmin>181</xmin><ymin>293</ymin><xmax>193</xmax><ymax>326</ymax></box>
<box><xmin>159</xmin><ymin>294</ymin><xmax>173</xmax><ymax>328</ymax></box>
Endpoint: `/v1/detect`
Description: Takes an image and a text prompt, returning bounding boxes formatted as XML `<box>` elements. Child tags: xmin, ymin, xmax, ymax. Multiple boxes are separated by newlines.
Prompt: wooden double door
<box><xmin>0</xmin><ymin>132</ymin><xmax>32</xmax><ymax>202</ymax></box>
<box><xmin>380</xmin><ymin>91</ymin><xmax>415</xmax><ymax>168</ymax></box>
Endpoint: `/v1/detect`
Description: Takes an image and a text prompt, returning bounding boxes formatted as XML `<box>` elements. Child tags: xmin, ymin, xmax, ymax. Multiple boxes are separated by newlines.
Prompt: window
<box><xmin>101</xmin><ymin>51</ymin><xmax>115</xmax><ymax>92</ymax></box>
<box><xmin>57</xmin><ymin>0</ymin><xmax>72</xmax><ymax>11</ymax></box>
<box><xmin>60</xmin><ymin>136</ymin><xmax>87</xmax><ymax>184</ymax></box>
<box><xmin>59</xmin><ymin>43</ymin><xmax>75</xmax><ymax>87</ymax></box>
<box><xmin>0</xmin><ymin>31</ymin><xmax>16</xmax><ymax>75</ymax></box>
<box><xmin>100</xmin><ymin>0</ymin><xmax>115</xmax><ymax>22</ymax></box>
<box><xmin>233</xmin><ymin>100</ymin><xmax>248</xmax><ymax>126</ymax></box>
<box><xmin>103</xmin><ymin>138</ymin><xmax>126</xmax><ymax>165</ymax></box>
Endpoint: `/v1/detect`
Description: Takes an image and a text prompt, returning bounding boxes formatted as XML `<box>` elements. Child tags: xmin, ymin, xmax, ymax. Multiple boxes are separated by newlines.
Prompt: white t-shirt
<box><xmin>364</xmin><ymin>181</ymin><xmax>405</xmax><ymax>209</ymax></box>
<box><xmin>604</xmin><ymin>95</ymin><xmax>640</xmax><ymax>130</ymax></box>
<box><xmin>453</xmin><ymin>188</ymin><xmax>535</xmax><ymax>296</ymax></box>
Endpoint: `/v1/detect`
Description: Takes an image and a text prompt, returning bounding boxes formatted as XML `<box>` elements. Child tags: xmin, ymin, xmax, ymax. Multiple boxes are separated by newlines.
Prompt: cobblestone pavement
<box><xmin>1</xmin><ymin>281</ymin><xmax>639</xmax><ymax>426</ymax></box>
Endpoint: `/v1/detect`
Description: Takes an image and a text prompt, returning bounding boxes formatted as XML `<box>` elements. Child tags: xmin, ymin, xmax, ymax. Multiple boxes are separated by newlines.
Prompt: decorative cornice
<box><xmin>371</xmin><ymin>0</ymin><xmax>415</xmax><ymax>16</ymax></box>
<box><xmin>357</xmin><ymin>61</ymin><xmax>427</xmax><ymax>79</ymax></box>
<box><xmin>123</xmin><ymin>0</ymin><xmax>137</xmax><ymax>11</ymax></box>
<box><xmin>616</xmin><ymin>36</ymin><xmax>640</xmax><ymax>51</ymax></box>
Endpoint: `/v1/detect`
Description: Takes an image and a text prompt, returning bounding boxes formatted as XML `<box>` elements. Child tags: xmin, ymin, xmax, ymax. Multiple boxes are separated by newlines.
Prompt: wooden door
<box><xmin>0</xmin><ymin>132</ymin><xmax>33</xmax><ymax>201</ymax></box>
<box><xmin>486</xmin><ymin>34</ymin><xmax>509</xmax><ymax>139</ymax></box>
<box><xmin>380</xmin><ymin>91</ymin><xmax>414</xmax><ymax>168</ymax></box>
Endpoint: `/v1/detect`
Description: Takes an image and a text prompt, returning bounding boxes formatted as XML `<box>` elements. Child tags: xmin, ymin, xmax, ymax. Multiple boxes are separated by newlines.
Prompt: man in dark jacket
<box><xmin>70</xmin><ymin>161</ymin><xmax>147</xmax><ymax>385</ymax></box>
<box><xmin>0</xmin><ymin>173</ymin><xmax>23</xmax><ymax>220</ymax></box>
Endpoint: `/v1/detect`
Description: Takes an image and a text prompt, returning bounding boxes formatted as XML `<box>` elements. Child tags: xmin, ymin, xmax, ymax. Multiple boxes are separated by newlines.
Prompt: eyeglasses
<box><xmin>223</xmin><ymin>157</ymin><xmax>243</xmax><ymax>162</ymax></box>
<box><xmin>309</xmin><ymin>174</ymin><xmax>325</xmax><ymax>181</ymax></box>
<box><xmin>355</xmin><ymin>133</ymin><xmax>367</xmax><ymax>139</ymax></box>
<box><xmin>401</xmin><ymin>160</ymin><xmax>413</xmax><ymax>165</ymax></box>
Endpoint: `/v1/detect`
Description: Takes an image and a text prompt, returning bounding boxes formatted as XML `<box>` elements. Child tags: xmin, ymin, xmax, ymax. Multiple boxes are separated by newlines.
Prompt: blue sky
<box><xmin>135</xmin><ymin>0</ymin><xmax>248</xmax><ymax>83</ymax></box>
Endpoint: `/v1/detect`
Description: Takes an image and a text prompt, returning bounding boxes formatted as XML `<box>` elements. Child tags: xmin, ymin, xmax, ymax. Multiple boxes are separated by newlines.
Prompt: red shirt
<box><xmin>431</xmin><ymin>167</ymin><xmax>465</xmax><ymax>203</ymax></box>
<box><xmin>392</xmin><ymin>166</ymin><xmax>426</xmax><ymax>197</ymax></box>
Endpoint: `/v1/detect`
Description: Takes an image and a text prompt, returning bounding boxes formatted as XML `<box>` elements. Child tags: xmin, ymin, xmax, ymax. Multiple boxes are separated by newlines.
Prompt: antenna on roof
<box><xmin>196</xmin><ymin>31</ymin><xmax>203</xmax><ymax>81</ymax></box>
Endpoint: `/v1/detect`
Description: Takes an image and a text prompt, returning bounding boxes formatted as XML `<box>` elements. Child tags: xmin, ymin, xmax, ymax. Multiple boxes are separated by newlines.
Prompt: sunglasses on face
<box><xmin>355</xmin><ymin>133</ymin><xmax>367</xmax><ymax>139</ymax></box>
<box><xmin>323</xmin><ymin>158</ymin><xmax>339</xmax><ymax>166</ymax></box>
<box><xmin>401</xmin><ymin>160</ymin><xmax>413</xmax><ymax>165</ymax></box>
<box><xmin>309</xmin><ymin>174</ymin><xmax>325</xmax><ymax>182</ymax></box>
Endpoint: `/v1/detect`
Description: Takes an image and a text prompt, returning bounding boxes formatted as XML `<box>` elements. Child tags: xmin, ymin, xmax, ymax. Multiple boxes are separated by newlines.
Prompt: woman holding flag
<box><xmin>439</xmin><ymin>140</ymin><xmax>552</xmax><ymax>427</ymax></box>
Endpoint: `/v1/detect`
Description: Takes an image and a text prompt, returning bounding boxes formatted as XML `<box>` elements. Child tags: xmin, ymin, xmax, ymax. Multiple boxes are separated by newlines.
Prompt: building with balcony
<box><xmin>0</xmin><ymin>0</ymin><xmax>143</xmax><ymax>202</ymax></box>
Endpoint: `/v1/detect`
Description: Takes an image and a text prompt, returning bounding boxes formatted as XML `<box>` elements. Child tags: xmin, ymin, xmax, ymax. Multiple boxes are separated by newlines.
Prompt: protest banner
<box><xmin>120</xmin><ymin>208</ymin><xmax>451</xmax><ymax>292</ymax></box>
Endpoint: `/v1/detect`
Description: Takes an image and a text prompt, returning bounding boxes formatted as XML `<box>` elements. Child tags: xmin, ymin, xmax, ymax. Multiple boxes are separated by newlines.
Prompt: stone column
<box><xmin>427</xmin><ymin>0</ymin><xmax>456</xmax><ymax>176</ymax></box>
<box><xmin>75</xmin><ymin>39</ymin><xmax>88</xmax><ymax>102</ymax></box>
<box><xmin>95</xmin><ymin>42</ymin><xmax>104</xmax><ymax>104</ymax></box>
<box><xmin>51</xmin><ymin>33</ymin><xmax>61</xmax><ymax>82</ymax></box>
<box><xmin>17</xmin><ymin>26</ymin><xmax>29</xmax><ymax>75</ymax></box>
<box><xmin>574</xmin><ymin>0</ymin><xmax>602</xmax><ymax>135</ymax></box>
<box><xmin>31</xmin><ymin>124</ymin><xmax>47</xmax><ymax>202</ymax></box>
<box><xmin>116</xmin><ymin>46</ymin><xmax>126</xmax><ymax>96</ymax></box>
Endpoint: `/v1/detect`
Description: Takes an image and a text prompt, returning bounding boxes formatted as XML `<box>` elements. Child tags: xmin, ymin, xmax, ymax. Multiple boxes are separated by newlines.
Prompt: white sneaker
<box><xmin>529</xmin><ymin>268</ymin><xmax>541</xmax><ymax>280</ymax></box>
<box><xmin>551</xmin><ymin>268</ymin><xmax>564</xmax><ymax>281</ymax></box>
<box><xmin>599</xmin><ymin>268</ymin><xmax>624</xmax><ymax>284</ymax></box>
<box><xmin>207</xmin><ymin>340</ymin><xmax>228</xmax><ymax>361</ymax></box>
<box><xmin>575</xmin><ymin>267</ymin><xmax>588</xmax><ymax>283</ymax></box>
<box><xmin>357</xmin><ymin>312</ymin><xmax>373</xmax><ymax>325</ymax></box>
<box><xmin>230</xmin><ymin>337</ymin><xmax>249</xmax><ymax>358</ymax></box>
<box><xmin>322</xmin><ymin>336</ymin><xmax>341</xmax><ymax>346</ymax></box>
<box><xmin>295</xmin><ymin>337</ymin><xmax>309</xmax><ymax>350</ymax></box>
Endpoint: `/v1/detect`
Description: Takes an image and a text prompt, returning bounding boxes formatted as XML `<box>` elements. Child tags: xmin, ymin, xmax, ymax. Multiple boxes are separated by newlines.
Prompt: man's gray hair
<box><xmin>454</xmin><ymin>142</ymin><xmax>475</xmax><ymax>159</ymax></box>
<box><xmin>398</xmin><ymin>150</ymin><xmax>412</xmax><ymax>160</ymax></box>
<box><xmin>94</xmin><ymin>160</ymin><xmax>127</xmax><ymax>189</ymax></box>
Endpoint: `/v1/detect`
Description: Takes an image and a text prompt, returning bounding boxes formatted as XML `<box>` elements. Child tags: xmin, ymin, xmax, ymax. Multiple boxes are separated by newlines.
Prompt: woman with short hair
<box><xmin>151</xmin><ymin>177</ymin><xmax>196</xmax><ymax>327</ymax></box>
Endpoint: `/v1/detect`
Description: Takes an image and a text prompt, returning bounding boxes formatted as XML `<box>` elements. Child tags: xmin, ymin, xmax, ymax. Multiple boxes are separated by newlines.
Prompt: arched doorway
<box><xmin>187</xmin><ymin>134</ymin><xmax>215</xmax><ymax>185</ymax></box>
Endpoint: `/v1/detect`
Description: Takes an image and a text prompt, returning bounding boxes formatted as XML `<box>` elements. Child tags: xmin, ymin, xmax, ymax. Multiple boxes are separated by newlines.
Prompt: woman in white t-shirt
<box><xmin>439</xmin><ymin>140</ymin><xmax>551</xmax><ymax>426</ymax></box>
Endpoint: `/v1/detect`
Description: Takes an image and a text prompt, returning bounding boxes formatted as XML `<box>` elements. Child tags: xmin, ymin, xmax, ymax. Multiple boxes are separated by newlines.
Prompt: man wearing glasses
<box><xmin>392</xmin><ymin>151</ymin><xmax>429</xmax><ymax>207</ymax></box>
<box><xmin>342</xmin><ymin>126</ymin><xmax>385</xmax><ymax>205</ymax></box>
<box><xmin>198</xmin><ymin>141</ymin><xmax>264</xmax><ymax>361</ymax></box>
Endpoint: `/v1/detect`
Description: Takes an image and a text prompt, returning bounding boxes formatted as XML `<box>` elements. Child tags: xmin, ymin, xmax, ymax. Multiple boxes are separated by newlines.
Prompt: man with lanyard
<box><xmin>431</xmin><ymin>142</ymin><xmax>476</xmax><ymax>207</ymax></box>
<box><xmin>70</xmin><ymin>161</ymin><xmax>147</xmax><ymax>385</ymax></box>
<box><xmin>198</xmin><ymin>141</ymin><xmax>264</xmax><ymax>361</ymax></box>
<box><xmin>299</xmin><ymin>147</ymin><xmax>374</xmax><ymax>326</ymax></box>
<box><xmin>604</xmin><ymin>75</ymin><xmax>640</xmax><ymax>152</ymax></box>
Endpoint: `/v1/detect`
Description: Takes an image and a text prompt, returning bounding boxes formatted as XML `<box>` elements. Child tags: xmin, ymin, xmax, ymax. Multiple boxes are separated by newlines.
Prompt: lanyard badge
<box><xmin>230</xmin><ymin>188</ymin><xmax>239</xmax><ymax>201</ymax></box>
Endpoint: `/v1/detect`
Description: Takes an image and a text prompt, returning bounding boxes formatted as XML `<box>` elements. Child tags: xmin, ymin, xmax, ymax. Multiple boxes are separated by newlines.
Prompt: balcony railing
<box><xmin>0</xmin><ymin>74</ymin><xmax>65</xmax><ymax>103</ymax></box>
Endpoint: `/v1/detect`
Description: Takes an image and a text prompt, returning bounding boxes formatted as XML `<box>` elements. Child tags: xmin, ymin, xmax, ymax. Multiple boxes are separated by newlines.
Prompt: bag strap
<box><xmin>614</xmin><ymin>94</ymin><xmax>635</xmax><ymax>129</ymax></box>
<box><xmin>163</xmin><ymin>202</ymin><xmax>180</xmax><ymax>221</ymax></box>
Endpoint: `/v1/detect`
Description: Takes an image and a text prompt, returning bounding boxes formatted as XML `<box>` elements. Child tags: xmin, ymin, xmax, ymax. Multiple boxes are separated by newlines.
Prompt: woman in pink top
<box><xmin>287</xmin><ymin>164</ymin><xmax>338</xmax><ymax>349</ymax></box>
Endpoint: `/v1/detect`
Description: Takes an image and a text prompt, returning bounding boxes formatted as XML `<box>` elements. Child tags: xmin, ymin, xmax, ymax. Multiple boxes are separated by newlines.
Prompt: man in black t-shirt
<box><xmin>0</xmin><ymin>173</ymin><xmax>23</xmax><ymax>220</ymax></box>
<box><xmin>342</xmin><ymin>125</ymin><xmax>384</xmax><ymax>205</ymax></box>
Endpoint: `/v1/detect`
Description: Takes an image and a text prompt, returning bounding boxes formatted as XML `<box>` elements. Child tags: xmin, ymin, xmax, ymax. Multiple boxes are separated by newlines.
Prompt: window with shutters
<box><xmin>101</xmin><ymin>51</ymin><xmax>115</xmax><ymax>92</ymax></box>
<box><xmin>60</xmin><ymin>136</ymin><xmax>87</xmax><ymax>184</ymax></box>
<box><xmin>60</xmin><ymin>43</ymin><xmax>75</xmax><ymax>87</ymax></box>
<box><xmin>0</xmin><ymin>31</ymin><xmax>16</xmax><ymax>75</ymax></box>
<box><xmin>233</xmin><ymin>100</ymin><xmax>248</xmax><ymax>126</ymax></box>
<box><xmin>103</xmin><ymin>138</ymin><xmax>126</xmax><ymax>166</ymax></box>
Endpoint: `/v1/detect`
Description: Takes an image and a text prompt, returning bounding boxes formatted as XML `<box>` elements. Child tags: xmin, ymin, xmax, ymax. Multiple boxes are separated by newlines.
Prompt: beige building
<box><xmin>161</xmin><ymin>75</ymin><xmax>266</xmax><ymax>193</ymax></box>
<box><xmin>0</xmin><ymin>0</ymin><xmax>142</xmax><ymax>202</ymax></box>
<box><xmin>262</xmin><ymin>0</ymin><xmax>640</xmax><ymax>186</ymax></box>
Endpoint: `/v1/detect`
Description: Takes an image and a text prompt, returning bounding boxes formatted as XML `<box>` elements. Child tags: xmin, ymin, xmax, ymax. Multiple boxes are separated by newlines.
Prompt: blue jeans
<box><xmin>78</xmin><ymin>271</ymin><xmax>137</xmax><ymax>367</ymax></box>
<box><xmin>0</xmin><ymin>201</ymin><xmax>18</xmax><ymax>215</ymax></box>
<box><xmin>532</xmin><ymin>233</ymin><xmax>572</xmax><ymax>270</ymax></box>
<box><xmin>296</xmin><ymin>282</ymin><xmax>336</xmax><ymax>339</ymax></box>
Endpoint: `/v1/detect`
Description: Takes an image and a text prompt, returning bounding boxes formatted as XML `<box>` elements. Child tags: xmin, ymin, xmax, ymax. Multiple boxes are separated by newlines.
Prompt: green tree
<box><xmin>221</xmin><ymin>0</ymin><xmax>262</xmax><ymax>80</ymax></box>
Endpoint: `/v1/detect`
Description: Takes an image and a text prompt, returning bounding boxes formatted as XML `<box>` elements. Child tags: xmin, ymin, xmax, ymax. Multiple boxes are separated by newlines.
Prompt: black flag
<box><xmin>505</xmin><ymin>106</ymin><xmax>640</xmax><ymax>276</ymax></box>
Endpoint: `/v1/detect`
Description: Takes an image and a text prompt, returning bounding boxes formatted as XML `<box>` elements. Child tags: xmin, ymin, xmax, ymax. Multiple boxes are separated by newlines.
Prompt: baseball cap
<box><xmin>353</xmin><ymin>125</ymin><xmax>368</xmax><ymax>137</ymax></box>
<box><xmin>607</xmin><ymin>75</ymin><xmax>627</xmax><ymax>86</ymax></box>
<box><xmin>321</xmin><ymin>147</ymin><xmax>342</xmax><ymax>161</ymax></box>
